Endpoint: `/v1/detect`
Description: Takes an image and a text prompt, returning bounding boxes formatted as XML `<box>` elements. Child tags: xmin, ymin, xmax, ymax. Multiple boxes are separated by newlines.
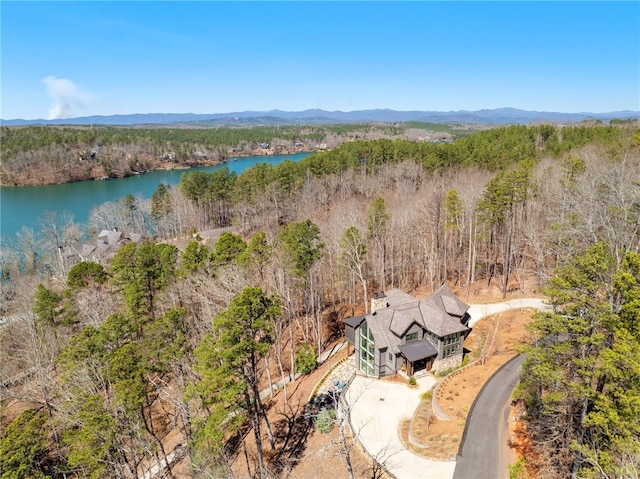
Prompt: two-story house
<box><xmin>343</xmin><ymin>284</ymin><xmax>471</xmax><ymax>377</ymax></box>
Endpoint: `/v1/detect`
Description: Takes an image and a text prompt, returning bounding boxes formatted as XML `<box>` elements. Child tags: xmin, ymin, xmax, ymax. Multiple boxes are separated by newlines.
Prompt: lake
<box><xmin>0</xmin><ymin>152</ymin><xmax>311</xmax><ymax>240</ymax></box>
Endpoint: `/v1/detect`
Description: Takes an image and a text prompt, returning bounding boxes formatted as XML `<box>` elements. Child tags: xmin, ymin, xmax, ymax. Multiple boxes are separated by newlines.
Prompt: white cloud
<box><xmin>41</xmin><ymin>76</ymin><xmax>93</xmax><ymax>119</ymax></box>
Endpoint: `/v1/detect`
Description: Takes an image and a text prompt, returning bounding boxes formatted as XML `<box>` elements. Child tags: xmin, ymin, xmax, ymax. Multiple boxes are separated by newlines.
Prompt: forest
<box><xmin>1</xmin><ymin>122</ymin><xmax>639</xmax><ymax>479</ymax></box>
<box><xmin>0</xmin><ymin>122</ymin><xmax>466</xmax><ymax>186</ymax></box>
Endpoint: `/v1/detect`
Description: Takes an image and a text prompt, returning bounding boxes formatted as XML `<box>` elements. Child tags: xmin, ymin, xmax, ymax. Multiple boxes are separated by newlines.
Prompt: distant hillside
<box><xmin>3</xmin><ymin>108</ymin><xmax>638</xmax><ymax>126</ymax></box>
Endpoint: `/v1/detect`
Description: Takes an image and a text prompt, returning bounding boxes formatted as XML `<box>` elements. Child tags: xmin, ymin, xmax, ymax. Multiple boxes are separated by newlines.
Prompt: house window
<box><xmin>388</xmin><ymin>352</ymin><xmax>393</xmax><ymax>363</ymax></box>
<box><xmin>405</xmin><ymin>332</ymin><xmax>419</xmax><ymax>342</ymax></box>
<box><xmin>444</xmin><ymin>333</ymin><xmax>460</xmax><ymax>347</ymax></box>
<box><xmin>359</xmin><ymin>322</ymin><xmax>375</xmax><ymax>375</ymax></box>
<box><xmin>425</xmin><ymin>330</ymin><xmax>439</xmax><ymax>345</ymax></box>
<box><xmin>444</xmin><ymin>344</ymin><xmax>459</xmax><ymax>358</ymax></box>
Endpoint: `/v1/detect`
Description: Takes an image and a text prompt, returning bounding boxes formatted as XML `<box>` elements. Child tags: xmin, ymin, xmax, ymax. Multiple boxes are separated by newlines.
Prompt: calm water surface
<box><xmin>0</xmin><ymin>152</ymin><xmax>310</xmax><ymax>240</ymax></box>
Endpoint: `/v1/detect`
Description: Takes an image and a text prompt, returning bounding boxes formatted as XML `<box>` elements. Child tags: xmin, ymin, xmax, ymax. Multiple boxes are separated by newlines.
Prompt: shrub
<box><xmin>316</xmin><ymin>408</ymin><xmax>336</xmax><ymax>433</ymax></box>
<box><xmin>295</xmin><ymin>343</ymin><xmax>317</xmax><ymax>375</ymax></box>
<box><xmin>509</xmin><ymin>457</ymin><xmax>528</xmax><ymax>479</ymax></box>
<box><xmin>408</xmin><ymin>375</ymin><xmax>417</xmax><ymax>386</ymax></box>
<box><xmin>421</xmin><ymin>390</ymin><xmax>433</xmax><ymax>401</ymax></box>
<box><xmin>511</xmin><ymin>383</ymin><xmax>525</xmax><ymax>401</ymax></box>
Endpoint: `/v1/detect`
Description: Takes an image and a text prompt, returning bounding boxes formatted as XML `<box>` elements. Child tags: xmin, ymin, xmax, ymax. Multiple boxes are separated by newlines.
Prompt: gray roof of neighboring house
<box><xmin>63</xmin><ymin>245</ymin><xmax>80</xmax><ymax>258</ymax></box>
<box><xmin>98</xmin><ymin>229</ymin><xmax>123</xmax><ymax>245</ymax></box>
<box><xmin>128</xmin><ymin>232</ymin><xmax>142</xmax><ymax>243</ymax></box>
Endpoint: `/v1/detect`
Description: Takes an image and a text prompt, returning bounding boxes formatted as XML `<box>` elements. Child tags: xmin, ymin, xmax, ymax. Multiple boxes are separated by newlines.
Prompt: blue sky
<box><xmin>2</xmin><ymin>1</ymin><xmax>639</xmax><ymax>119</ymax></box>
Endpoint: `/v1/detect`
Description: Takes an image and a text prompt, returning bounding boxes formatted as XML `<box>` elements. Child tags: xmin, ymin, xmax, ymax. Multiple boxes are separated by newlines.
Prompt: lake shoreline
<box><xmin>0</xmin><ymin>148</ymin><xmax>318</xmax><ymax>189</ymax></box>
<box><xmin>1</xmin><ymin>151</ymin><xmax>314</xmax><ymax>238</ymax></box>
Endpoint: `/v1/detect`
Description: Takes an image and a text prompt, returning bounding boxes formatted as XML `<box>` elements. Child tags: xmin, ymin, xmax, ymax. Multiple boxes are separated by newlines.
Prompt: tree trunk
<box><xmin>338</xmin><ymin>416</ymin><xmax>355</xmax><ymax>479</ymax></box>
<box><xmin>240</xmin><ymin>426</ymin><xmax>253</xmax><ymax>479</ymax></box>
<box><xmin>246</xmin><ymin>389</ymin><xmax>266</xmax><ymax>479</ymax></box>
<box><xmin>264</xmin><ymin>354</ymin><xmax>273</xmax><ymax>400</ymax></box>
<box><xmin>275</xmin><ymin>344</ymin><xmax>288</xmax><ymax>404</ymax></box>
<box><xmin>502</xmin><ymin>207</ymin><xmax>514</xmax><ymax>298</ymax></box>
<box><xmin>361</xmin><ymin>276</ymin><xmax>368</xmax><ymax>315</ymax></box>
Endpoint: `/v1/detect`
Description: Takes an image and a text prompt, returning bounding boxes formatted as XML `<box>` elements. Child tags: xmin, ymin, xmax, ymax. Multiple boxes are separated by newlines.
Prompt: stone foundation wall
<box><xmin>431</xmin><ymin>353</ymin><xmax>463</xmax><ymax>374</ymax></box>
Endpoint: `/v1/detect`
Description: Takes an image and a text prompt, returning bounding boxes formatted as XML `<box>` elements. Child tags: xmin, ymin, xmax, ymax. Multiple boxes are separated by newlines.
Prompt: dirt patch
<box><xmin>508</xmin><ymin>408</ymin><xmax>543</xmax><ymax>478</ymax></box>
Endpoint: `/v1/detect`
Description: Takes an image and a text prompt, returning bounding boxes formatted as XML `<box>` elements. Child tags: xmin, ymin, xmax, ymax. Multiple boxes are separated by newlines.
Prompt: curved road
<box><xmin>453</xmin><ymin>354</ymin><xmax>526</xmax><ymax>479</ymax></box>
<box><xmin>452</xmin><ymin>299</ymin><xmax>549</xmax><ymax>479</ymax></box>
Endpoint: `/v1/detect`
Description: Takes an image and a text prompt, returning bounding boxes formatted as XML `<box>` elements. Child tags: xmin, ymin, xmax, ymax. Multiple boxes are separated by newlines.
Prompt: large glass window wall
<box><xmin>359</xmin><ymin>322</ymin><xmax>375</xmax><ymax>375</ymax></box>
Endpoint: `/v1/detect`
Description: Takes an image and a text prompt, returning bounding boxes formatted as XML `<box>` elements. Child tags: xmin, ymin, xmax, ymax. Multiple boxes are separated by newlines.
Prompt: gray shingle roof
<box><xmin>367</xmin><ymin>308</ymin><xmax>398</xmax><ymax>352</ymax></box>
<box><xmin>384</xmin><ymin>289</ymin><xmax>418</xmax><ymax>307</ymax></box>
<box><xmin>344</xmin><ymin>315</ymin><xmax>366</xmax><ymax>328</ymax></box>
<box><xmin>383</xmin><ymin>286</ymin><xmax>470</xmax><ymax>337</ymax></box>
<box><xmin>431</xmin><ymin>283</ymin><xmax>470</xmax><ymax>317</ymax></box>
<box><xmin>419</xmin><ymin>298</ymin><xmax>469</xmax><ymax>336</ymax></box>
<box><xmin>388</xmin><ymin>306</ymin><xmax>418</xmax><ymax>336</ymax></box>
<box><xmin>98</xmin><ymin>229</ymin><xmax>122</xmax><ymax>245</ymax></box>
<box><xmin>420</xmin><ymin>284</ymin><xmax>470</xmax><ymax>336</ymax></box>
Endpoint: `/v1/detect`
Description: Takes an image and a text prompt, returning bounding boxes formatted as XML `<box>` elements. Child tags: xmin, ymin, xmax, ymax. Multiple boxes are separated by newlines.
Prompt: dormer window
<box><xmin>405</xmin><ymin>332</ymin><xmax>419</xmax><ymax>342</ymax></box>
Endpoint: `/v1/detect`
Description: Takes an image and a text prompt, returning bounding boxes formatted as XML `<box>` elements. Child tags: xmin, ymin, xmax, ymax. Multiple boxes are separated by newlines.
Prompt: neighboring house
<box><xmin>343</xmin><ymin>284</ymin><xmax>471</xmax><ymax>377</ymax></box>
<box><xmin>77</xmin><ymin>229</ymin><xmax>143</xmax><ymax>265</ymax></box>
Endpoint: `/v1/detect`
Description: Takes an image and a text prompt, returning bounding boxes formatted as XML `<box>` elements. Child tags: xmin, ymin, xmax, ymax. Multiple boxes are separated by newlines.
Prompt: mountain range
<box><xmin>2</xmin><ymin>108</ymin><xmax>638</xmax><ymax>127</ymax></box>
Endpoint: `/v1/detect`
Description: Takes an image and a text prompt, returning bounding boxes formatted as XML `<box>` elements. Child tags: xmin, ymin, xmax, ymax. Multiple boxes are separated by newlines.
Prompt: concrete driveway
<box><xmin>467</xmin><ymin>298</ymin><xmax>549</xmax><ymax>326</ymax></box>
<box><xmin>346</xmin><ymin>374</ymin><xmax>457</xmax><ymax>479</ymax></box>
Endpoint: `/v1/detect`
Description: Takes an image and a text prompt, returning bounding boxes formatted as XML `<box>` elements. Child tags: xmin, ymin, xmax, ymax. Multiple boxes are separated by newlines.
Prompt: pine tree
<box><xmin>518</xmin><ymin>245</ymin><xmax>640</xmax><ymax>478</ymax></box>
<box><xmin>192</xmin><ymin>287</ymin><xmax>280</xmax><ymax>478</ymax></box>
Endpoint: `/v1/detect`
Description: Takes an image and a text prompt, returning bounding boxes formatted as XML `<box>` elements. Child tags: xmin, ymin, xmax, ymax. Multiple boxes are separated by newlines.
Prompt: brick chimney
<box><xmin>371</xmin><ymin>292</ymin><xmax>388</xmax><ymax>314</ymax></box>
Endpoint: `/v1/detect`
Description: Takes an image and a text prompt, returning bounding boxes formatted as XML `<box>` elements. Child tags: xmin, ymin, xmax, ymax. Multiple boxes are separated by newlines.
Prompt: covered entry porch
<box><xmin>399</xmin><ymin>340</ymin><xmax>438</xmax><ymax>376</ymax></box>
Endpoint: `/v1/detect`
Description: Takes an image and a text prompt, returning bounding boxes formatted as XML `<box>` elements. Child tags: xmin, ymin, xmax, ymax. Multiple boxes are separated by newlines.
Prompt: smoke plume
<box><xmin>42</xmin><ymin>76</ymin><xmax>92</xmax><ymax>119</ymax></box>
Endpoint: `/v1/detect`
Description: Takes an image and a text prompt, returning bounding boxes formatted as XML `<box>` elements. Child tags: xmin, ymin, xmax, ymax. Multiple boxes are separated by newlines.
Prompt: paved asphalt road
<box><xmin>453</xmin><ymin>354</ymin><xmax>526</xmax><ymax>479</ymax></box>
